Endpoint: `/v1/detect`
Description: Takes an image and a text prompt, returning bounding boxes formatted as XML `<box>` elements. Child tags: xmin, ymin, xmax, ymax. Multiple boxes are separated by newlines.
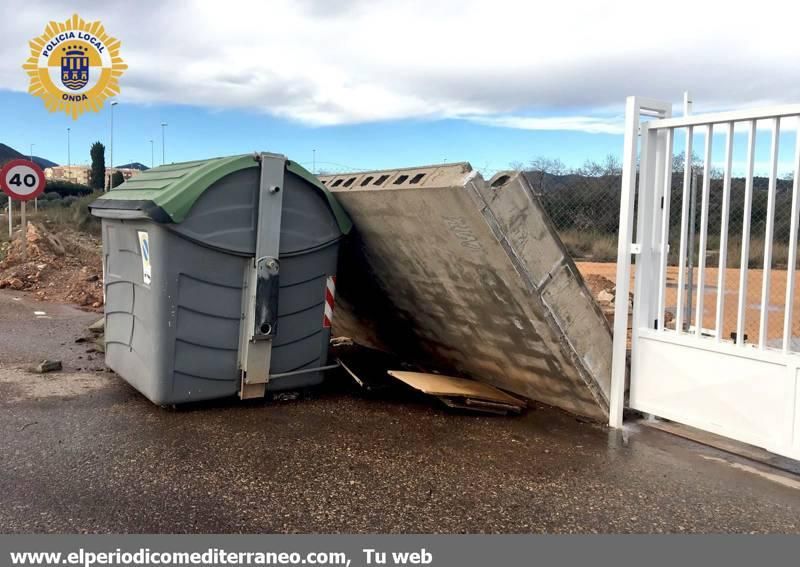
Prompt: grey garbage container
<box><xmin>89</xmin><ymin>153</ymin><xmax>352</xmax><ymax>405</ymax></box>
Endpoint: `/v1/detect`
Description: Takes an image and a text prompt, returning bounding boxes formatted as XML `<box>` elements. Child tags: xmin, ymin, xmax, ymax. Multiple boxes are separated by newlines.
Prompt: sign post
<box><xmin>20</xmin><ymin>201</ymin><xmax>27</xmax><ymax>260</ymax></box>
<box><xmin>0</xmin><ymin>159</ymin><xmax>45</xmax><ymax>260</ymax></box>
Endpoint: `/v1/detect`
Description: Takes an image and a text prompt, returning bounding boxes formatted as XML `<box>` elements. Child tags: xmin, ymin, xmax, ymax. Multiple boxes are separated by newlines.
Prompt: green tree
<box><xmin>90</xmin><ymin>141</ymin><xmax>106</xmax><ymax>190</ymax></box>
<box><xmin>111</xmin><ymin>170</ymin><xmax>124</xmax><ymax>188</ymax></box>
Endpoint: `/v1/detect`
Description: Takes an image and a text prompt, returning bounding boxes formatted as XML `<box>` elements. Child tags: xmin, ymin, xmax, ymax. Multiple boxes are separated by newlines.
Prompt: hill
<box><xmin>32</xmin><ymin>155</ymin><xmax>58</xmax><ymax>169</ymax></box>
<box><xmin>116</xmin><ymin>162</ymin><xmax>149</xmax><ymax>170</ymax></box>
<box><xmin>0</xmin><ymin>143</ymin><xmax>25</xmax><ymax>165</ymax></box>
<box><xmin>0</xmin><ymin>143</ymin><xmax>58</xmax><ymax>169</ymax></box>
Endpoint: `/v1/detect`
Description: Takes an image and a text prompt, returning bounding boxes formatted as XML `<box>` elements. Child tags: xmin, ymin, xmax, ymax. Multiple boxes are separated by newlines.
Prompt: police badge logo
<box><xmin>23</xmin><ymin>14</ymin><xmax>127</xmax><ymax>119</ymax></box>
<box><xmin>61</xmin><ymin>45</ymin><xmax>90</xmax><ymax>90</ymax></box>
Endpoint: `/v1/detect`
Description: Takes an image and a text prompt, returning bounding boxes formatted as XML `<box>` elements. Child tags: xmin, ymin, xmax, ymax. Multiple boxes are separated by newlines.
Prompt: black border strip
<box><xmin>89</xmin><ymin>198</ymin><xmax>173</xmax><ymax>224</ymax></box>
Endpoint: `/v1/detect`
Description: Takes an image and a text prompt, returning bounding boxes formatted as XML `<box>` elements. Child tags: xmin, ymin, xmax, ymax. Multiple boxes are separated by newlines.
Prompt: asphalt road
<box><xmin>2</xmin><ymin>289</ymin><xmax>800</xmax><ymax>533</ymax></box>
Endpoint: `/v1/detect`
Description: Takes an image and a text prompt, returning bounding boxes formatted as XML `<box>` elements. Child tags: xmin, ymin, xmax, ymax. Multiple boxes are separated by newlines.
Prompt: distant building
<box><xmin>44</xmin><ymin>165</ymin><xmax>141</xmax><ymax>187</ymax></box>
<box><xmin>45</xmin><ymin>165</ymin><xmax>91</xmax><ymax>185</ymax></box>
<box><xmin>105</xmin><ymin>167</ymin><xmax>141</xmax><ymax>188</ymax></box>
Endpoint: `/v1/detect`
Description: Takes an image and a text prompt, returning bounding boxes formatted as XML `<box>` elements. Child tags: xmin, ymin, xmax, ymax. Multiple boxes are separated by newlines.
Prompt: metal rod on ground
<box><xmin>20</xmin><ymin>201</ymin><xmax>27</xmax><ymax>260</ymax></box>
<box><xmin>686</xmin><ymin>170</ymin><xmax>698</xmax><ymax>328</ymax></box>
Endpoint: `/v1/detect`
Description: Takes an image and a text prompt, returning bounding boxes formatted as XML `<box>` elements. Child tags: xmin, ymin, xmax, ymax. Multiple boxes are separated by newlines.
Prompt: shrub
<box><xmin>41</xmin><ymin>191</ymin><xmax>101</xmax><ymax>234</ymax></box>
<box><xmin>44</xmin><ymin>191</ymin><xmax>61</xmax><ymax>201</ymax></box>
<box><xmin>44</xmin><ymin>180</ymin><xmax>92</xmax><ymax>198</ymax></box>
<box><xmin>70</xmin><ymin>192</ymin><xmax>101</xmax><ymax>233</ymax></box>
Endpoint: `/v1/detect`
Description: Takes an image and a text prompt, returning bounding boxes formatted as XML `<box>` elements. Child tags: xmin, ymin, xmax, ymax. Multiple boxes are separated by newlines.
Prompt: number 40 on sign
<box><xmin>1</xmin><ymin>159</ymin><xmax>46</xmax><ymax>258</ymax></box>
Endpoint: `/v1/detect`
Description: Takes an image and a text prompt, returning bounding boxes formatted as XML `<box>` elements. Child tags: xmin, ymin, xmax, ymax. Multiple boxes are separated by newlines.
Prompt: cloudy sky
<box><xmin>2</xmin><ymin>0</ymin><xmax>800</xmax><ymax>173</ymax></box>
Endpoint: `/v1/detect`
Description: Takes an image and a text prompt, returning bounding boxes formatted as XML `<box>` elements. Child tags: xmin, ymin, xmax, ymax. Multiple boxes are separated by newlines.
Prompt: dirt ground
<box><xmin>0</xmin><ymin>221</ymin><xmax>103</xmax><ymax>310</ymax></box>
<box><xmin>577</xmin><ymin>261</ymin><xmax>800</xmax><ymax>345</ymax></box>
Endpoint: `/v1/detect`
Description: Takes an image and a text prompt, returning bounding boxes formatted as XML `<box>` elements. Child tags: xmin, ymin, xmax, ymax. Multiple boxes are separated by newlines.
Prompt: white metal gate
<box><xmin>610</xmin><ymin>96</ymin><xmax>800</xmax><ymax>461</ymax></box>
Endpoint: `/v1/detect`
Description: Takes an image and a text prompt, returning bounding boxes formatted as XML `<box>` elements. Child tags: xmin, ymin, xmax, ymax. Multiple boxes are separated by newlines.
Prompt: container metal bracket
<box><xmin>239</xmin><ymin>153</ymin><xmax>286</xmax><ymax>400</ymax></box>
<box><xmin>253</xmin><ymin>256</ymin><xmax>280</xmax><ymax>340</ymax></box>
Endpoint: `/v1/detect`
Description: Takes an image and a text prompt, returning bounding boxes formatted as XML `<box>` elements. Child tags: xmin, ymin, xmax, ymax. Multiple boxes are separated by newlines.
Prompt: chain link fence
<box><xmin>525</xmin><ymin>153</ymin><xmax>792</xmax><ymax>267</ymax></box>
<box><xmin>524</xmin><ymin>151</ymin><xmax>796</xmax><ymax>346</ymax></box>
<box><xmin>520</xmin><ymin>156</ymin><xmax>623</xmax><ymax>263</ymax></box>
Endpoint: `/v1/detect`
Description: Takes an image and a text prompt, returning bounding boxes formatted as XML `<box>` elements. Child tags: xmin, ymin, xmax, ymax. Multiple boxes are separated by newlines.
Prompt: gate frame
<box><xmin>609</xmin><ymin>96</ymin><xmax>800</xmax><ymax>460</ymax></box>
<box><xmin>609</xmin><ymin>96</ymin><xmax>673</xmax><ymax>428</ymax></box>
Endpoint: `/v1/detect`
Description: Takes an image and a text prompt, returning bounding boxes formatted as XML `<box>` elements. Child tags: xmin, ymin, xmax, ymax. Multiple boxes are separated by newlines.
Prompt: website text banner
<box><xmin>2</xmin><ymin>535</ymin><xmax>799</xmax><ymax>567</ymax></box>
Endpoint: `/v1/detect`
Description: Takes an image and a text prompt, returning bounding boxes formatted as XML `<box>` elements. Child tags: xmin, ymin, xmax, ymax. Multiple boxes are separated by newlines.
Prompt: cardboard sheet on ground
<box><xmin>388</xmin><ymin>371</ymin><xmax>526</xmax><ymax>414</ymax></box>
<box><xmin>322</xmin><ymin>164</ymin><xmax>613</xmax><ymax>420</ymax></box>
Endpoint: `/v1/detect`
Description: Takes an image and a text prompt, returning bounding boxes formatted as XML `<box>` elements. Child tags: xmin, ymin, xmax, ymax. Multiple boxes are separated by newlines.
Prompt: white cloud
<box><xmin>470</xmin><ymin>114</ymin><xmax>624</xmax><ymax>134</ymax></box>
<box><xmin>3</xmin><ymin>0</ymin><xmax>800</xmax><ymax>133</ymax></box>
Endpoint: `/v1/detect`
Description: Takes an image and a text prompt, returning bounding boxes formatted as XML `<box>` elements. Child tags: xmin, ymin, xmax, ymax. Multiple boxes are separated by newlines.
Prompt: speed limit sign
<box><xmin>0</xmin><ymin>159</ymin><xmax>46</xmax><ymax>201</ymax></box>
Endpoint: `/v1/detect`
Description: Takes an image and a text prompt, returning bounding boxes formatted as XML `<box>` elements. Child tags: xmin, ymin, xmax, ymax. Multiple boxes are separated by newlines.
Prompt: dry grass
<box><xmin>560</xmin><ymin>230</ymin><xmax>617</xmax><ymax>261</ymax></box>
<box><xmin>717</xmin><ymin>238</ymin><xmax>791</xmax><ymax>270</ymax></box>
<box><xmin>0</xmin><ymin>225</ymin><xmax>9</xmax><ymax>263</ymax></box>
<box><xmin>561</xmin><ymin>228</ymin><xmax>794</xmax><ymax>270</ymax></box>
<box><xmin>27</xmin><ymin>192</ymin><xmax>102</xmax><ymax>235</ymax></box>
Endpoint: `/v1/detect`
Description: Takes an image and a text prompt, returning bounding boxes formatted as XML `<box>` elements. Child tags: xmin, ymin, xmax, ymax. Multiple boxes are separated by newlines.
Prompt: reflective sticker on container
<box><xmin>137</xmin><ymin>230</ymin><xmax>152</xmax><ymax>285</ymax></box>
<box><xmin>323</xmin><ymin>275</ymin><xmax>336</xmax><ymax>328</ymax></box>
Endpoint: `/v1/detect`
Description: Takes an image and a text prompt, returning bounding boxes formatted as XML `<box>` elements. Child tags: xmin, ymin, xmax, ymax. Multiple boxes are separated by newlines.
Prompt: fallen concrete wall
<box><xmin>321</xmin><ymin>163</ymin><xmax>612</xmax><ymax>420</ymax></box>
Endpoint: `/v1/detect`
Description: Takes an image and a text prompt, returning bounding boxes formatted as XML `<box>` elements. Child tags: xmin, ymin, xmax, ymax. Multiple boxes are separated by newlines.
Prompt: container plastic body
<box><xmin>98</xmin><ymin>166</ymin><xmax>342</xmax><ymax>405</ymax></box>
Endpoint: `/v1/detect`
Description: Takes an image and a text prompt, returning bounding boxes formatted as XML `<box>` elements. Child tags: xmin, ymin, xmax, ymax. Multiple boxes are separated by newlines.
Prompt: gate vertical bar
<box><xmin>736</xmin><ymin>121</ymin><xmax>757</xmax><ymax>345</ymax></box>
<box><xmin>783</xmin><ymin>125</ymin><xmax>800</xmax><ymax>353</ymax></box>
<box><xmin>759</xmin><ymin>118</ymin><xmax>781</xmax><ymax>349</ymax></box>
<box><xmin>609</xmin><ymin>97</ymin><xmax>641</xmax><ymax>428</ymax></box>
<box><xmin>647</xmin><ymin>129</ymin><xmax>668</xmax><ymax>328</ymax></box>
<box><xmin>694</xmin><ymin>125</ymin><xmax>714</xmax><ymax>336</ymax></box>
<box><xmin>675</xmin><ymin>127</ymin><xmax>694</xmax><ymax>333</ymax></box>
<box><xmin>715</xmin><ymin>123</ymin><xmax>734</xmax><ymax>341</ymax></box>
<box><xmin>686</xmin><ymin>172</ymin><xmax>698</xmax><ymax>325</ymax></box>
<box><xmin>657</xmin><ymin>128</ymin><xmax>675</xmax><ymax>330</ymax></box>
<box><xmin>629</xmin><ymin>125</ymin><xmax>659</xmax><ymax>405</ymax></box>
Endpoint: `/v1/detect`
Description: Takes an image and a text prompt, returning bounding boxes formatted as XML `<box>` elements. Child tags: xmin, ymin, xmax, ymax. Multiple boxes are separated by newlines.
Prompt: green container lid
<box><xmin>90</xmin><ymin>154</ymin><xmax>352</xmax><ymax>234</ymax></box>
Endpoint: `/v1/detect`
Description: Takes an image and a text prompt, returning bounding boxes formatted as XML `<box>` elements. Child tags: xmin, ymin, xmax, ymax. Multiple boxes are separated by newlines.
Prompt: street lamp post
<box><xmin>109</xmin><ymin>101</ymin><xmax>118</xmax><ymax>191</ymax></box>
<box><xmin>150</xmin><ymin>139</ymin><xmax>154</xmax><ymax>168</ymax></box>
<box><xmin>67</xmin><ymin>127</ymin><xmax>71</xmax><ymax>173</ymax></box>
<box><xmin>161</xmin><ymin>122</ymin><xmax>168</xmax><ymax>165</ymax></box>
